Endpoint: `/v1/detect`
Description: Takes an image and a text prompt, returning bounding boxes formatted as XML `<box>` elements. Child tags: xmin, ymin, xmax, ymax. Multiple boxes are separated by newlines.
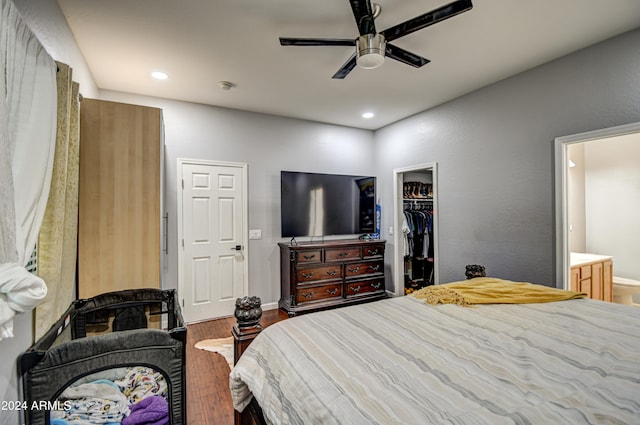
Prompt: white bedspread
<box><xmin>230</xmin><ymin>296</ymin><xmax>640</xmax><ymax>424</ymax></box>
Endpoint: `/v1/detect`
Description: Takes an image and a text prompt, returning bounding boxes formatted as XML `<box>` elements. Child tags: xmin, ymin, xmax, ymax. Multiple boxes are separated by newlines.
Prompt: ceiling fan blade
<box><xmin>349</xmin><ymin>0</ymin><xmax>377</xmax><ymax>35</ymax></box>
<box><xmin>332</xmin><ymin>53</ymin><xmax>357</xmax><ymax>79</ymax></box>
<box><xmin>385</xmin><ymin>44</ymin><xmax>430</xmax><ymax>68</ymax></box>
<box><xmin>380</xmin><ymin>0</ymin><xmax>473</xmax><ymax>43</ymax></box>
<box><xmin>280</xmin><ymin>37</ymin><xmax>356</xmax><ymax>47</ymax></box>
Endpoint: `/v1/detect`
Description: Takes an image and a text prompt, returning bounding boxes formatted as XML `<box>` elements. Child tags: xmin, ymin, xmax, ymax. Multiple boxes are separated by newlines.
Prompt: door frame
<box><xmin>176</xmin><ymin>158</ymin><xmax>249</xmax><ymax>321</ymax></box>
<box><xmin>392</xmin><ymin>162</ymin><xmax>439</xmax><ymax>297</ymax></box>
<box><xmin>554</xmin><ymin>121</ymin><xmax>640</xmax><ymax>289</ymax></box>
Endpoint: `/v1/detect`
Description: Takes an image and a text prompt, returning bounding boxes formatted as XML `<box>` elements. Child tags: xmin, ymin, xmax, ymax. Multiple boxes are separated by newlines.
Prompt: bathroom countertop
<box><xmin>570</xmin><ymin>252</ymin><xmax>613</xmax><ymax>267</ymax></box>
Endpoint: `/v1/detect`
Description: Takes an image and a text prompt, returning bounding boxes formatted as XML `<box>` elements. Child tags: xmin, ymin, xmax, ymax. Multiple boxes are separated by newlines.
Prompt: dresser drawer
<box><xmin>295</xmin><ymin>249</ymin><xmax>322</xmax><ymax>264</ymax></box>
<box><xmin>296</xmin><ymin>264</ymin><xmax>341</xmax><ymax>283</ymax></box>
<box><xmin>362</xmin><ymin>244</ymin><xmax>384</xmax><ymax>259</ymax></box>
<box><xmin>325</xmin><ymin>247</ymin><xmax>361</xmax><ymax>262</ymax></box>
<box><xmin>297</xmin><ymin>283</ymin><xmax>342</xmax><ymax>304</ymax></box>
<box><xmin>346</xmin><ymin>278</ymin><xmax>384</xmax><ymax>297</ymax></box>
<box><xmin>345</xmin><ymin>260</ymin><xmax>383</xmax><ymax>278</ymax></box>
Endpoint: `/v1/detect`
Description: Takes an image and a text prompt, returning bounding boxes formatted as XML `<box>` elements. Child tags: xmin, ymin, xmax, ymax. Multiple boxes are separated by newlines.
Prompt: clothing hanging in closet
<box><xmin>403</xmin><ymin>203</ymin><xmax>434</xmax><ymax>291</ymax></box>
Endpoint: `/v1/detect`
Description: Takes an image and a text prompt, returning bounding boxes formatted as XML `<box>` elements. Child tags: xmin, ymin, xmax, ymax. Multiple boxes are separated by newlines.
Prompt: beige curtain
<box><xmin>34</xmin><ymin>62</ymin><xmax>80</xmax><ymax>339</ymax></box>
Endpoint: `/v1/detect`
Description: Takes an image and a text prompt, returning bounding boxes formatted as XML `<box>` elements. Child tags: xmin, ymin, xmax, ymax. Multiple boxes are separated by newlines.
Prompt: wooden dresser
<box><xmin>278</xmin><ymin>239</ymin><xmax>387</xmax><ymax>316</ymax></box>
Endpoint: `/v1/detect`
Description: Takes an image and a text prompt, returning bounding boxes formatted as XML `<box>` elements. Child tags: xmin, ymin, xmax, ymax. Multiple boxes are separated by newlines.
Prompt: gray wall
<box><xmin>375</xmin><ymin>28</ymin><xmax>640</xmax><ymax>286</ymax></box>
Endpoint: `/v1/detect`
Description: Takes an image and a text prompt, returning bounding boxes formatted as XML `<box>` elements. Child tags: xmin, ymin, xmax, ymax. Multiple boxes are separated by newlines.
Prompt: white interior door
<box><xmin>179</xmin><ymin>160</ymin><xmax>248</xmax><ymax>323</ymax></box>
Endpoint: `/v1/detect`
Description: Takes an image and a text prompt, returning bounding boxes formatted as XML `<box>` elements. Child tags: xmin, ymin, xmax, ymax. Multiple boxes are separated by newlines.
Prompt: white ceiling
<box><xmin>57</xmin><ymin>0</ymin><xmax>640</xmax><ymax>130</ymax></box>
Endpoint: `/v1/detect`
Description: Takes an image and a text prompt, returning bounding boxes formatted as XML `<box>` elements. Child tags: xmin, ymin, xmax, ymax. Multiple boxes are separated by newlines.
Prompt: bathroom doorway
<box><xmin>393</xmin><ymin>163</ymin><xmax>439</xmax><ymax>297</ymax></box>
<box><xmin>554</xmin><ymin>121</ymin><xmax>640</xmax><ymax>292</ymax></box>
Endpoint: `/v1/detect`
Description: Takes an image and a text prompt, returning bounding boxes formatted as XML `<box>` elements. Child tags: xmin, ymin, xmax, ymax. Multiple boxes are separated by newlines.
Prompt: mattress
<box><xmin>230</xmin><ymin>295</ymin><xmax>640</xmax><ymax>424</ymax></box>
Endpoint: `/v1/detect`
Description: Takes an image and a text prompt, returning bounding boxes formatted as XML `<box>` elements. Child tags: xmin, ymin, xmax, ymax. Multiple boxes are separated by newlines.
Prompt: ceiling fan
<box><xmin>279</xmin><ymin>0</ymin><xmax>473</xmax><ymax>79</ymax></box>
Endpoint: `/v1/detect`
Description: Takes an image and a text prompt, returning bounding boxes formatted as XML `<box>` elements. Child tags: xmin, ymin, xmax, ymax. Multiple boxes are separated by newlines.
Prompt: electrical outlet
<box><xmin>249</xmin><ymin>229</ymin><xmax>262</xmax><ymax>240</ymax></box>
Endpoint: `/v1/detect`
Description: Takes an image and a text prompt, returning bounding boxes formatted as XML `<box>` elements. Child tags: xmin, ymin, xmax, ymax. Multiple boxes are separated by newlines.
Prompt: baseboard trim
<box><xmin>261</xmin><ymin>301</ymin><xmax>279</xmax><ymax>311</ymax></box>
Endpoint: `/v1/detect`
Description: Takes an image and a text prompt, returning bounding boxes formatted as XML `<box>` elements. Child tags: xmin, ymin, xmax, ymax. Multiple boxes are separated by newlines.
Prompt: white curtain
<box><xmin>0</xmin><ymin>0</ymin><xmax>57</xmax><ymax>340</ymax></box>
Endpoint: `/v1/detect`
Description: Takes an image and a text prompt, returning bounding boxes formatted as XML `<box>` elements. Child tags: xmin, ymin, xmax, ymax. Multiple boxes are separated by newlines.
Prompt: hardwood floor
<box><xmin>186</xmin><ymin>308</ymin><xmax>288</xmax><ymax>424</ymax></box>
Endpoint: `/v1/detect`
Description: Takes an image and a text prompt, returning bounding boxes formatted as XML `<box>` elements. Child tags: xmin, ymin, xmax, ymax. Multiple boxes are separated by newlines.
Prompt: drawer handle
<box><xmin>351</xmin><ymin>285</ymin><xmax>361</xmax><ymax>293</ymax></box>
<box><xmin>372</xmin><ymin>282</ymin><xmax>381</xmax><ymax>289</ymax></box>
<box><xmin>348</xmin><ymin>266</ymin><xmax>360</xmax><ymax>273</ymax></box>
<box><xmin>301</xmin><ymin>272</ymin><xmax>314</xmax><ymax>279</ymax></box>
<box><xmin>326</xmin><ymin>288</ymin><xmax>338</xmax><ymax>295</ymax></box>
<box><xmin>337</xmin><ymin>252</ymin><xmax>348</xmax><ymax>258</ymax></box>
<box><xmin>326</xmin><ymin>270</ymin><xmax>337</xmax><ymax>276</ymax></box>
<box><xmin>301</xmin><ymin>292</ymin><xmax>314</xmax><ymax>299</ymax></box>
<box><xmin>369</xmin><ymin>265</ymin><xmax>380</xmax><ymax>272</ymax></box>
<box><xmin>303</xmin><ymin>254</ymin><xmax>316</xmax><ymax>260</ymax></box>
<box><xmin>367</xmin><ymin>249</ymin><xmax>379</xmax><ymax>256</ymax></box>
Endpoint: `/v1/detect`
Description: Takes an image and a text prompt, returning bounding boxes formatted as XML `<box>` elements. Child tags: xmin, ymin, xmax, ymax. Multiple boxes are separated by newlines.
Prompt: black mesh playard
<box><xmin>19</xmin><ymin>289</ymin><xmax>186</xmax><ymax>425</ymax></box>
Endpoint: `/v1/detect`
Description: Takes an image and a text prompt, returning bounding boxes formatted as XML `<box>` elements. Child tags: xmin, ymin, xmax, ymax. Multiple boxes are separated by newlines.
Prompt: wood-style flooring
<box><xmin>186</xmin><ymin>308</ymin><xmax>288</xmax><ymax>424</ymax></box>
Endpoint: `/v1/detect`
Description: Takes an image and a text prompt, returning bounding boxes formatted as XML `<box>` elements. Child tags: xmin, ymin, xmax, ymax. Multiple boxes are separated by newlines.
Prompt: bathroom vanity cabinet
<box><xmin>570</xmin><ymin>253</ymin><xmax>613</xmax><ymax>302</ymax></box>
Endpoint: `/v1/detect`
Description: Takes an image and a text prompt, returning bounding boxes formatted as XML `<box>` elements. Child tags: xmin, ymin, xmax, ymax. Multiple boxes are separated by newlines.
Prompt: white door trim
<box><xmin>176</xmin><ymin>158</ymin><xmax>249</xmax><ymax>320</ymax></box>
<box><xmin>554</xmin><ymin>121</ymin><xmax>640</xmax><ymax>290</ymax></box>
<box><xmin>392</xmin><ymin>162</ymin><xmax>439</xmax><ymax>297</ymax></box>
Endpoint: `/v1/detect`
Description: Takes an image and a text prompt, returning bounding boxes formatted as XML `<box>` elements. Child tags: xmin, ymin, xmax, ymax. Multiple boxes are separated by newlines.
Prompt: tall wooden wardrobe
<box><xmin>78</xmin><ymin>99</ymin><xmax>164</xmax><ymax>298</ymax></box>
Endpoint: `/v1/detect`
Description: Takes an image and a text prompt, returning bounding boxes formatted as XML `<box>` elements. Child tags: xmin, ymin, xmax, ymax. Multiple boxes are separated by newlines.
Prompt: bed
<box><xmin>230</xmin><ymin>279</ymin><xmax>640</xmax><ymax>424</ymax></box>
<box><xmin>19</xmin><ymin>288</ymin><xmax>186</xmax><ymax>425</ymax></box>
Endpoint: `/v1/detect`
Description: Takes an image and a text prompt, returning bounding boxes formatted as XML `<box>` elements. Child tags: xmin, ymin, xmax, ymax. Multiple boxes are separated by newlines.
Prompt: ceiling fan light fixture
<box><xmin>356</xmin><ymin>34</ymin><xmax>386</xmax><ymax>69</ymax></box>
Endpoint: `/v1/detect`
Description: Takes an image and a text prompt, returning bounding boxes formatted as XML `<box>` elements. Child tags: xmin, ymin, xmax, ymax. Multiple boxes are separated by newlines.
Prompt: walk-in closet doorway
<box><xmin>393</xmin><ymin>163</ymin><xmax>439</xmax><ymax>297</ymax></box>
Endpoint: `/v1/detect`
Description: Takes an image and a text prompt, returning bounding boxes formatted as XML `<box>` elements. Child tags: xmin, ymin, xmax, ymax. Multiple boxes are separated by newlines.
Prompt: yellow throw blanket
<box><xmin>411</xmin><ymin>277</ymin><xmax>586</xmax><ymax>306</ymax></box>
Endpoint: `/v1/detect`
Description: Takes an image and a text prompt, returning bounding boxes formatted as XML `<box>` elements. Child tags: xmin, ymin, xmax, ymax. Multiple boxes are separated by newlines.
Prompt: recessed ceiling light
<box><xmin>362</xmin><ymin>112</ymin><xmax>374</xmax><ymax>119</ymax></box>
<box><xmin>151</xmin><ymin>71</ymin><xmax>168</xmax><ymax>80</ymax></box>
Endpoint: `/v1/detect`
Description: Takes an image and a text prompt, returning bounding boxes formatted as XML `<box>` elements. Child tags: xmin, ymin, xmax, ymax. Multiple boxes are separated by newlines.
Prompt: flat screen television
<box><xmin>281</xmin><ymin>171</ymin><xmax>376</xmax><ymax>238</ymax></box>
